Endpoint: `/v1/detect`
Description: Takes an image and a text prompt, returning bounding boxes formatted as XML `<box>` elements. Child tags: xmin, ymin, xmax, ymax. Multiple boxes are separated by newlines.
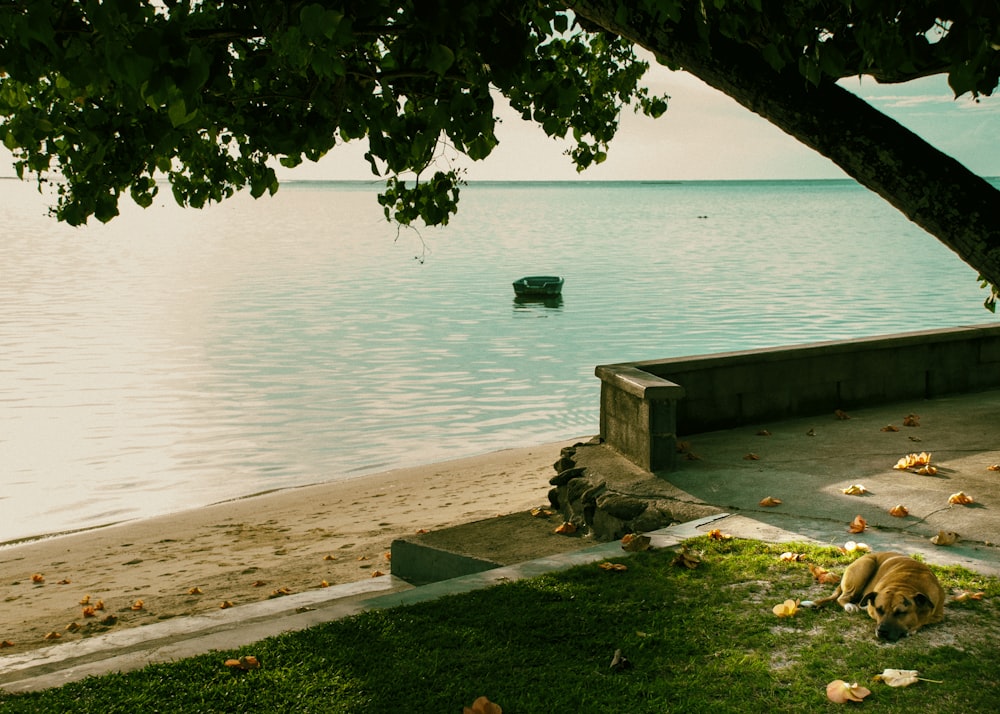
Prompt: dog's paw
<box><xmin>843</xmin><ymin>603</ymin><xmax>861</xmax><ymax>614</ymax></box>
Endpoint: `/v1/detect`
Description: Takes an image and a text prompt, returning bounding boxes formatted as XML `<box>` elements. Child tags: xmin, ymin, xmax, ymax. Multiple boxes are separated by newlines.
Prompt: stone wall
<box><xmin>596</xmin><ymin>323</ymin><xmax>1000</xmax><ymax>472</ymax></box>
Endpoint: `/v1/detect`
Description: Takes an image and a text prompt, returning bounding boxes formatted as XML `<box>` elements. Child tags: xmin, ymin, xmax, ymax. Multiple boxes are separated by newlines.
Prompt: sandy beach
<box><xmin>0</xmin><ymin>438</ymin><xmax>581</xmax><ymax>655</ymax></box>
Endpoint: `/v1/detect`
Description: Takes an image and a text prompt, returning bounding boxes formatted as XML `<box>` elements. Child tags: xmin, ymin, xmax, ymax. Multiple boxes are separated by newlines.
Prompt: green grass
<box><xmin>2</xmin><ymin>538</ymin><xmax>999</xmax><ymax>713</ymax></box>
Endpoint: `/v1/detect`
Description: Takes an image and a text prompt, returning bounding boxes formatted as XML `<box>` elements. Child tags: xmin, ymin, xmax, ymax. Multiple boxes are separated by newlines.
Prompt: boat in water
<box><xmin>512</xmin><ymin>276</ymin><xmax>564</xmax><ymax>297</ymax></box>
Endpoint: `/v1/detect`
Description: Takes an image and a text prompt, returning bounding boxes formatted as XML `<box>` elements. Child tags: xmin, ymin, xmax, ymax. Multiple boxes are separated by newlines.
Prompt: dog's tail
<box><xmin>800</xmin><ymin>587</ymin><xmax>842</xmax><ymax>609</ymax></box>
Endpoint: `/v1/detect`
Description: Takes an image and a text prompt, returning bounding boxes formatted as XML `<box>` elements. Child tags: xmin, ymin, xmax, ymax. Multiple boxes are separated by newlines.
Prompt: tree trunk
<box><xmin>569</xmin><ymin>1</ymin><xmax>1000</xmax><ymax>296</ymax></box>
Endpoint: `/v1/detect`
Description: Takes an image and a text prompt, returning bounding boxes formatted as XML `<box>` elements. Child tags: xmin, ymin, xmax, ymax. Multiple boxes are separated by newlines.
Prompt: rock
<box><xmin>552</xmin><ymin>456</ymin><xmax>576</xmax><ymax>473</ymax></box>
<box><xmin>549</xmin><ymin>466</ymin><xmax>586</xmax><ymax>486</ymax></box>
<box><xmin>596</xmin><ymin>494</ymin><xmax>648</xmax><ymax>521</ymax></box>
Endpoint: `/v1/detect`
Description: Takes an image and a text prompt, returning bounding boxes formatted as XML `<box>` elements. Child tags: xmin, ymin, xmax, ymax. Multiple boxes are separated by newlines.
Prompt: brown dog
<box><xmin>804</xmin><ymin>551</ymin><xmax>944</xmax><ymax>641</ymax></box>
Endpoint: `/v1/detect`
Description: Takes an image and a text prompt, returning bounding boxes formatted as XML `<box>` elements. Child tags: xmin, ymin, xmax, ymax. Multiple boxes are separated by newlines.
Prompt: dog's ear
<box><xmin>913</xmin><ymin>593</ymin><xmax>935</xmax><ymax>610</ymax></box>
<box><xmin>859</xmin><ymin>592</ymin><xmax>877</xmax><ymax>608</ymax></box>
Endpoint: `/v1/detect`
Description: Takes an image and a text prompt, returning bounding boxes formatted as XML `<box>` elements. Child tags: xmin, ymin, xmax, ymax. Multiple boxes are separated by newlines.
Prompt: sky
<box><xmin>277</xmin><ymin>61</ymin><xmax>1000</xmax><ymax>183</ymax></box>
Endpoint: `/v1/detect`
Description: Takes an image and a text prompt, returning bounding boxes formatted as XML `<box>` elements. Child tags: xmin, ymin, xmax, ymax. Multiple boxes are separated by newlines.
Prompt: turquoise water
<box><xmin>1</xmin><ymin>178</ymin><xmax>995</xmax><ymax>541</ymax></box>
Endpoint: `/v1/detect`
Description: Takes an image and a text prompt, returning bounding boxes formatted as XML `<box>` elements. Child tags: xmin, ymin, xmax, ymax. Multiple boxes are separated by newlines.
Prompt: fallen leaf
<box><xmin>31</xmin><ymin>574</ymin><xmax>44</xmax><ymax>584</ymax></box>
<box><xmin>671</xmin><ymin>545</ymin><xmax>701</xmax><ymax>569</ymax></box>
<box><xmin>916</xmin><ymin>465</ymin><xmax>938</xmax><ymax>475</ymax></box>
<box><xmin>675</xmin><ymin>440</ymin><xmax>693</xmax><ymax>453</ymax></box>
<box><xmin>131</xmin><ymin>599</ymin><xmax>144</xmax><ymax>611</ymax></box>
<box><xmin>415</xmin><ymin>528</ymin><xmax>430</xmax><ymax>534</ymax></box>
<box><xmin>43</xmin><ymin>632</ymin><xmax>61</xmax><ymax>640</ymax></box>
<box><xmin>952</xmin><ymin>590</ymin><xmax>985</xmax><ymax>602</ymax></box>
<box><xmin>756</xmin><ymin>429</ymin><xmax>771</xmax><ymax>436</ymax></box>
<box><xmin>842</xmin><ymin>484</ymin><xmax>867</xmax><ymax>495</ymax></box>
<box><xmin>873</xmin><ymin>669</ymin><xmax>919</xmax><ymax>687</ymax></box>
<box><xmin>880</xmin><ymin>424</ymin><xmax>900</xmax><ymax>432</ymax></box>
<box><xmin>384</xmin><ymin>551</ymin><xmax>392</xmax><ymax>561</ymax></box>
<box><xmin>931</xmin><ymin>531</ymin><xmax>960</xmax><ymax>546</ymax></box>
<box><xmin>609</xmin><ymin>648</ymin><xmax>632</xmax><ymax>672</ymax></box>
<box><xmin>57</xmin><ymin>579</ymin><xmax>71</xmax><ymax>585</ymax></box>
<box><xmin>772</xmin><ymin>599</ymin><xmax>799</xmax><ymax>617</ymax></box>
<box><xmin>848</xmin><ymin>515</ymin><xmax>867</xmax><ymax>533</ymax></box>
<box><xmin>779</xmin><ymin>551</ymin><xmax>805</xmax><ymax>562</ymax></box>
<box><xmin>100</xmin><ymin>614</ymin><xmax>117</xmax><ymax>626</ymax></box>
<box><xmin>94</xmin><ymin>599</ymin><xmax>104</xmax><ymax>611</ymax></box>
<box><xmin>65</xmin><ymin>622</ymin><xmax>81</xmax><ymax>632</ymax></box>
<box><xmin>82</xmin><ymin>606</ymin><xmax>96</xmax><ymax>618</ymax></box>
<box><xmin>323</xmin><ymin>554</ymin><xmax>337</xmax><ymax>561</ymax></box>
<box><xmin>948</xmin><ymin>491</ymin><xmax>974</xmax><ymax>505</ymax></box>
<box><xmin>320</xmin><ymin>580</ymin><xmax>330</xmax><ymax>588</ymax></box>
<box><xmin>463</xmin><ymin>696</ymin><xmax>502</xmax><ymax>714</ymax></box>
<box><xmin>79</xmin><ymin>595</ymin><xmax>90</xmax><ymax>605</ymax></box>
<box><xmin>220</xmin><ymin>600</ymin><xmax>235</xmax><ymax>609</ymax></box>
<box><xmin>806</xmin><ymin>428</ymin><xmax>816</xmax><ymax>437</ymax></box>
<box><xmin>621</xmin><ymin>533</ymin><xmax>652</xmax><ymax>552</ymax></box>
<box><xmin>987</xmin><ymin>464</ymin><xmax>1000</xmax><ymax>472</ymax></box>
<box><xmin>251</xmin><ymin>580</ymin><xmax>268</xmax><ymax>587</ymax></box>
<box><xmin>759</xmin><ymin>496</ymin><xmax>782</xmax><ymax>507</ymax></box>
<box><xmin>889</xmin><ymin>504</ymin><xmax>910</xmax><ymax>517</ymax></box>
<box><xmin>903</xmin><ymin>414</ymin><xmax>920</xmax><ymax>427</ymax></box>
<box><xmin>908</xmin><ymin>435</ymin><xmax>922</xmax><ymax>442</ymax></box>
<box><xmin>827</xmin><ymin>680</ymin><xmax>872</xmax><ymax>704</ymax></box>
<box><xmin>809</xmin><ymin>564</ymin><xmax>840</xmax><ymax>584</ymax></box>
<box><xmin>834</xmin><ymin>409</ymin><xmax>850</xmax><ymax>420</ymax></box>
<box><xmin>706</xmin><ymin>528</ymin><xmax>732</xmax><ymax>540</ymax></box>
<box><xmin>530</xmin><ymin>507</ymin><xmax>555</xmax><ymax>518</ymax></box>
<box><xmin>188</xmin><ymin>587</ymin><xmax>203</xmax><ymax>595</ymax></box>
<box><xmin>554</xmin><ymin>521</ymin><xmax>577</xmax><ymax>535</ymax></box>
<box><xmin>599</xmin><ymin>562</ymin><xmax>628</xmax><ymax>572</ymax></box>
<box><xmin>743</xmin><ymin>452</ymin><xmax>760</xmax><ymax>461</ymax></box>
<box><xmin>371</xmin><ymin>570</ymin><xmax>386</xmax><ymax>577</ymax></box>
<box><xmin>356</xmin><ymin>555</ymin><xmax>369</xmax><ymax>561</ymax></box>
<box><xmin>843</xmin><ymin>541</ymin><xmax>871</xmax><ymax>553</ymax></box>
<box><xmin>0</xmin><ymin>640</ymin><xmax>14</xmax><ymax>648</ymax></box>
<box><xmin>224</xmin><ymin>655</ymin><xmax>261</xmax><ymax>671</ymax></box>
<box><xmin>268</xmin><ymin>587</ymin><xmax>292</xmax><ymax>598</ymax></box>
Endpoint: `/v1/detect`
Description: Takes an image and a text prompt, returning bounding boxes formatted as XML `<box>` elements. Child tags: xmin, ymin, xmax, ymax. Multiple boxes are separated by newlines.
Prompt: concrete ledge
<box><xmin>597</xmin><ymin>323</ymin><xmax>1000</xmax><ymax>471</ymax></box>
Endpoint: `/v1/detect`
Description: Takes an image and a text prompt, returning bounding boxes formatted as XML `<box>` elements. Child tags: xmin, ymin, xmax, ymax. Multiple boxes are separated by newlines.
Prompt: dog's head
<box><xmin>859</xmin><ymin>589</ymin><xmax>937</xmax><ymax>641</ymax></box>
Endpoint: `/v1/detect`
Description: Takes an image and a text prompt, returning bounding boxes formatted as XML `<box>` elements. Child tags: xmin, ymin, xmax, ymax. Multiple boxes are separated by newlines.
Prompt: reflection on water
<box><xmin>513</xmin><ymin>294</ymin><xmax>565</xmax><ymax>311</ymax></box>
<box><xmin>0</xmin><ymin>179</ymin><xmax>994</xmax><ymax>542</ymax></box>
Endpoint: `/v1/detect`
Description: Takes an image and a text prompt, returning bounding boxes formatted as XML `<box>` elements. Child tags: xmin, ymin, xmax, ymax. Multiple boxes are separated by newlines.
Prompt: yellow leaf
<box><xmin>320</xmin><ymin>580</ymin><xmax>330</xmax><ymax>588</ymax></box>
<box><xmin>843</xmin><ymin>541</ymin><xmax>870</xmax><ymax>553</ymax></box>
<box><xmin>743</xmin><ymin>452</ymin><xmax>760</xmax><ymax>461</ymax></box>
<box><xmin>65</xmin><ymin>622</ymin><xmax>81</xmax><ymax>632</ymax></box>
<box><xmin>759</xmin><ymin>496</ymin><xmax>782</xmax><ymax>507</ymax></box>
<box><xmin>224</xmin><ymin>655</ymin><xmax>261</xmax><ymax>671</ymax></box>
<box><xmin>94</xmin><ymin>599</ymin><xmax>104</xmax><ymax>611</ymax></box>
<box><xmin>82</xmin><ymin>606</ymin><xmax>96</xmax><ymax>618</ymax></box>
<box><xmin>323</xmin><ymin>554</ymin><xmax>337</xmax><ymax>561</ymax></box>
<box><xmin>948</xmin><ymin>491</ymin><xmax>974</xmax><ymax>505</ymax></box>
<box><xmin>554</xmin><ymin>521</ymin><xmax>577</xmax><ymax>535</ymax></box>
<box><xmin>987</xmin><ymin>464</ymin><xmax>1000</xmax><ymax>472</ymax></box>
<box><xmin>79</xmin><ymin>595</ymin><xmax>90</xmax><ymax>605</ymax></box>
<box><xmin>188</xmin><ymin>587</ymin><xmax>203</xmax><ymax>595</ymax></box>
<box><xmin>31</xmin><ymin>574</ymin><xmax>44</xmax><ymax>584</ymax></box>
<box><xmin>599</xmin><ymin>562</ymin><xmax>628</xmax><ymax>572</ymax></box>
<box><xmin>848</xmin><ymin>515</ymin><xmax>866</xmax><ymax>533</ymax></box>
<box><xmin>463</xmin><ymin>696</ymin><xmax>503</xmax><ymax>714</ymax></box>
<box><xmin>131</xmin><ymin>599</ymin><xmax>144</xmax><ymax>611</ymax></box>
<box><xmin>43</xmin><ymin>632</ymin><xmax>61</xmax><ymax>640</ymax></box>
<box><xmin>220</xmin><ymin>600</ymin><xmax>235</xmax><ymax>609</ymax></box>
<box><xmin>621</xmin><ymin>533</ymin><xmax>652</xmax><ymax>552</ymax></box>
<box><xmin>903</xmin><ymin>413</ymin><xmax>920</xmax><ymax>427</ymax></box>
<box><xmin>931</xmin><ymin>530</ymin><xmax>959</xmax><ymax>546</ymax></box>
<box><xmin>530</xmin><ymin>507</ymin><xmax>555</xmax><ymax>518</ymax></box>
<box><xmin>809</xmin><ymin>564</ymin><xmax>840</xmax><ymax>584</ymax></box>
<box><xmin>1</xmin><ymin>640</ymin><xmax>15</xmax><ymax>648</ymax></box>
<box><xmin>880</xmin><ymin>424</ymin><xmax>900</xmax><ymax>432</ymax></box>
<box><xmin>706</xmin><ymin>528</ymin><xmax>732</xmax><ymax>540</ymax></box>
<box><xmin>842</xmin><ymin>484</ymin><xmax>867</xmax><ymax>495</ymax></box>
<box><xmin>827</xmin><ymin>680</ymin><xmax>872</xmax><ymax>703</ymax></box>
<box><xmin>772</xmin><ymin>599</ymin><xmax>799</xmax><ymax>617</ymax></box>
<box><xmin>889</xmin><ymin>504</ymin><xmax>910</xmax><ymax>517</ymax></box>
<box><xmin>671</xmin><ymin>545</ymin><xmax>701</xmax><ymax>569</ymax></box>
<box><xmin>779</xmin><ymin>551</ymin><xmax>804</xmax><ymax>562</ymax></box>
<box><xmin>952</xmin><ymin>590</ymin><xmax>985</xmax><ymax>602</ymax></box>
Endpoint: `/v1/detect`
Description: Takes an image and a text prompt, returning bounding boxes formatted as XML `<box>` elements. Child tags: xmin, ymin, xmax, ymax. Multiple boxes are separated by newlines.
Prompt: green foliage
<box><xmin>0</xmin><ymin>0</ymin><xmax>665</xmax><ymax>226</ymax></box>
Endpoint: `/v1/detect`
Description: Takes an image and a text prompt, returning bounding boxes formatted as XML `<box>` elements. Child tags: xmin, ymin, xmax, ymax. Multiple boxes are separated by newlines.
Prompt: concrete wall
<box><xmin>596</xmin><ymin>323</ymin><xmax>1000</xmax><ymax>471</ymax></box>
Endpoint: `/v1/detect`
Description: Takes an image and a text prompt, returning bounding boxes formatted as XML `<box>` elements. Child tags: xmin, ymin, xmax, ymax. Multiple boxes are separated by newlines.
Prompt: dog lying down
<box><xmin>801</xmin><ymin>551</ymin><xmax>945</xmax><ymax>641</ymax></box>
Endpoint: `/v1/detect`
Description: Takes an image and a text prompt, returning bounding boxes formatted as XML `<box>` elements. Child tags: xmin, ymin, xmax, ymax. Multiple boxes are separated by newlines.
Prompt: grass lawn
<box><xmin>2</xmin><ymin>537</ymin><xmax>998</xmax><ymax>713</ymax></box>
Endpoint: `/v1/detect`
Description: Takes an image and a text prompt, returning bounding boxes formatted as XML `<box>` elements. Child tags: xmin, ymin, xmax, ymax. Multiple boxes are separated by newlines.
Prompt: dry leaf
<box><xmin>834</xmin><ymin>409</ymin><xmax>850</xmax><ymax>420</ymax></box>
<box><xmin>779</xmin><ymin>552</ymin><xmax>805</xmax><ymax>562</ymax></box>
<box><xmin>65</xmin><ymin>622</ymin><xmax>81</xmax><ymax>632</ymax></box>
<box><xmin>848</xmin><ymin>515</ymin><xmax>867</xmax><ymax>533</ymax></box>
<box><xmin>707</xmin><ymin>528</ymin><xmax>732</xmax><ymax>540</ymax></box>
<box><xmin>843</xmin><ymin>541</ymin><xmax>870</xmax><ymax>553</ymax></box>
<box><xmin>268</xmin><ymin>587</ymin><xmax>292</xmax><ymax>598</ymax></box>
<box><xmin>371</xmin><ymin>570</ymin><xmax>386</xmax><ymax>577</ymax></box>
<box><xmin>903</xmin><ymin>414</ymin><xmax>920</xmax><ymax>427</ymax></box>
<box><xmin>827</xmin><ymin>680</ymin><xmax>872</xmax><ymax>704</ymax></box>
<box><xmin>756</xmin><ymin>429</ymin><xmax>771</xmax><ymax>436</ymax></box>
<box><xmin>759</xmin><ymin>496</ymin><xmax>782</xmax><ymax>507</ymax></box>
<box><xmin>82</xmin><ymin>606</ymin><xmax>96</xmax><ymax>618</ymax></box>
<box><xmin>415</xmin><ymin>528</ymin><xmax>430</xmax><ymax>534</ymax></box>
<box><xmin>43</xmin><ymin>632</ymin><xmax>61</xmax><ymax>640</ymax></box>
<box><xmin>0</xmin><ymin>640</ymin><xmax>14</xmax><ymax>648</ymax></box>
<box><xmin>384</xmin><ymin>551</ymin><xmax>392</xmax><ymax>561</ymax></box>
<box><xmin>530</xmin><ymin>507</ymin><xmax>555</xmax><ymax>518</ymax></box>
<box><xmin>889</xmin><ymin>504</ymin><xmax>910</xmax><ymax>517</ymax></box>
<box><xmin>251</xmin><ymin>580</ymin><xmax>268</xmax><ymax>587</ymax></box>
<box><xmin>609</xmin><ymin>648</ymin><xmax>632</xmax><ymax>672</ymax></box>
<box><xmin>100</xmin><ymin>614</ymin><xmax>117</xmax><ymax>626</ymax></box>
<box><xmin>323</xmin><ymin>554</ymin><xmax>337</xmax><ymax>561</ymax></box>
<box><xmin>809</xmin><ymin>564</ymin><xmax>840</xmax><ymax>584</ymax></box>
<box><xmin>130</xmin><ymin>599</ymin><xmax>144</xmax><ymax>611</ymax></box>
<box><xmin>188</xmin><ymin>587</ymin><xmax>203</xmax><ymax>595</ymax></box>
<box><xmin>463</xmin><ymin>696</ymin><xmax>502</xmax><ymax>714</ymax></box>
<box><xmin>880</xmin><ymin>424</ymin><xmax>900</xmax><ymax>432</ymax></box>
<box><xmin>842</xmin><ymin>484</ymin><xmax>867</xmax><ymax>495</ymax></box>
<box><xmin>621</xmin><ymin>533</ymin><xmax>652</xmax><ymax>552</ymax></box>
<box><xmin>224</xmin><ymin>655</ymin><xmax>261</xmax><ymax>671</ymax></box>
<box><xmin>987</xmin><ymin>464</ymin><xmax>1000</xmax><ymax>472</ymax></box>
<box><xmin>873</xmin><ymin>669</ymin><xmax>920</xmax><ymax>687</ymax></box>
<box><xmin>554</xmin><ymin>521</ymin><xmax>577</xmax><ymax>535</ymax></box>
<box><xmin>772</xmin><ymin>599</ymin><xmax>799</xmax><ymax>617</ymax></box>
<box><xmin>320</xmin><ymin>580</ymin><xmax>330</xmax><ymax>588</ymax></box>
<box><xmin>948</xmin><ymin>491</ymin><xmax>974</xmax><ymax>505</ymax></box>
<box><xmin>57</xmin><ymin>579</ymin><xmax>71</xmax><ymax>585</ymax></box>
<box><xmin>806</xmin><ymin>428</ymin><xmax>816</xmax><ymax>437</ymax></box>
<box><xmin>952</xmin><ymin>590</ymin><xmax>985</xmax><ymax>602</ymax></box>
<box><xmin>79</xmin><ymin>595</ymin><xmax>90</xmax><ymax>605</ymax></box>
<box><xmin>916</xmin><ymin>465</ymin><xmax>938</xmax><ymax>475</ymax></box>
<box><xmin>931</xmin><ymin>530</ymin><xmax>960</xmax><ymax>546</ymax></box>
<box><xmin>743</xmin><ymin>452</ymin><xmax>760</xmax><ymax>461</ymax></box>
<box><xmin>31</xmin><ymin>574</ymin><xmax>44</xmax><ymax>584</ymax></box>
<box><xmin>599</xmin><ymin>562</ymin><xmax>629</xmax><ymax>572</ymax></box>
<box><xmin>220</xmin><ymin>600</ymin><xmax>235</xmax><ymax>609</ymax></box>
<box><xmin>671</xmin><ymin>545</ymin><xmax>701</xmax><ymax>569</ymax></box>
<box><xmin>94</xmin><ymin>599</ymin><xmax>104</xmax><ymax>611</ymax></box>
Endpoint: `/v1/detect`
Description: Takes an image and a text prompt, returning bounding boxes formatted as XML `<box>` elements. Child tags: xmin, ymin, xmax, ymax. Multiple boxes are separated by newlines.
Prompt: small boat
<box><xmin>512</xmin><ymin>276</ymin><xmax>564</xmax><ymax>297</ymax></box>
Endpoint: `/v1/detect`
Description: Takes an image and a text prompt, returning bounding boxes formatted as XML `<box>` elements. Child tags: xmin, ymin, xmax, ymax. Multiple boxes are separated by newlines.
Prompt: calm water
<box><xmin>1</xmin><ymin>178</ymin><xmax>995</xmax><ymax>542</ymax></box>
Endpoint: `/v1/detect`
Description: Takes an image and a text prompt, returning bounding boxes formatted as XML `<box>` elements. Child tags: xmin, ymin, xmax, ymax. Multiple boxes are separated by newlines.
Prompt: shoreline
<box><xmin>0</xmin><ymin>437</ymin><xmax>583</xmax><ymax>656</ymax></box>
